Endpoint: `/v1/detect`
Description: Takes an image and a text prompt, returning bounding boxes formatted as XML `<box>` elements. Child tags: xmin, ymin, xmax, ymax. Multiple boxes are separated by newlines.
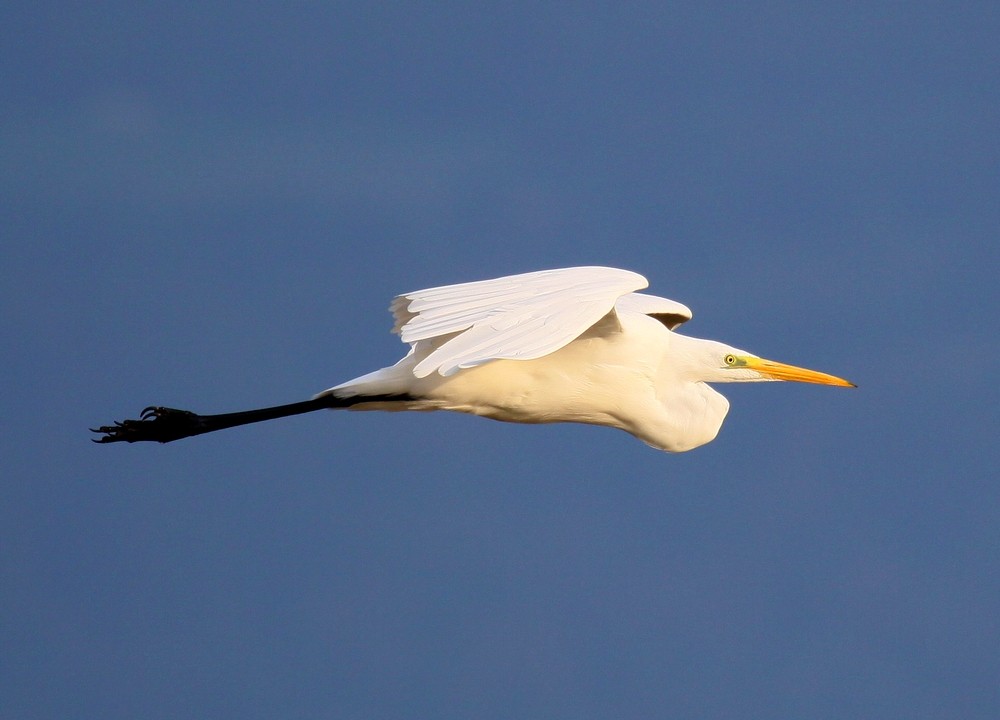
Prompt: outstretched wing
<box><xmin>391</xmin><ymin>266</ymin><xmax>648</xmax><ymax>377</ymax></box>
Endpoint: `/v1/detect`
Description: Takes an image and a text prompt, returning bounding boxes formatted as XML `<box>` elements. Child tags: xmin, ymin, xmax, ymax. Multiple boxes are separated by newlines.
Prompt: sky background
<box><xmin>2</xmin><ymin>3</ymin><xmax>998</xmax><ymax>718</ymax></box>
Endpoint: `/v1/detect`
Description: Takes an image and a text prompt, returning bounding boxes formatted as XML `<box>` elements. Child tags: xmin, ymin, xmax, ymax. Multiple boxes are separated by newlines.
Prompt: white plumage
<box><xmin>392</xmin><ymin>267</ymin><xmax>681</xmax><ymax>377</ymax></box>
<box><xmin>318</xmin><ymin>266</ymin><xmax>852</xmax><ymax>452</ymax></box>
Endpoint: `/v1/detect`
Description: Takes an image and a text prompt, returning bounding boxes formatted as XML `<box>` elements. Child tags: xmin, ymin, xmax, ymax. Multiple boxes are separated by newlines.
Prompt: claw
<box><xmin>90</xmin><ymin>406</ymin><xmax>203</xmax><ymax>444</ymax></box>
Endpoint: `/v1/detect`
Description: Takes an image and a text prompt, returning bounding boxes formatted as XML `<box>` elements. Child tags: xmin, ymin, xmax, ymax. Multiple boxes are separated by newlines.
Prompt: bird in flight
<box><xmin>92</xmin><ymin>266</ymin><xmax>854</xmax><ymax>452</ymax></box>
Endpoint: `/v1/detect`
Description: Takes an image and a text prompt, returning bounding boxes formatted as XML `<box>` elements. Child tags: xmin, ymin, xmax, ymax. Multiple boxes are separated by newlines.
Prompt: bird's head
<box><xmin>677</xmin><ymin>336</ymin><xmax>856</xmax><ymax>387</ymax></box>
<box><xmin>720</xmin><ymin>351</ymin><xmax>856</xmax><ymax>386</ymax></box>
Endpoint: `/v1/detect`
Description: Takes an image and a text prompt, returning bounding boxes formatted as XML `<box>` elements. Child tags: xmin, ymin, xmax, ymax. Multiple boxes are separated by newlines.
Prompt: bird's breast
<box><xmin>418</xmin><ymin>336</ymin><xmax>647</xmax><ymax>429</ymax></box>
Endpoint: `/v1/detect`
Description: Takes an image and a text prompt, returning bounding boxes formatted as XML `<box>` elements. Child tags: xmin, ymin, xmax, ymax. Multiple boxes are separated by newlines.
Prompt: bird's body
<box><xmin>93</xmin><ymin>266</ymin><xmax>854</xmax><ymax>451</ymax></box>
<box><xmin>323</xmin><ymin>309</ymin><xmax>730</xmax><ymax>451</ymax></box>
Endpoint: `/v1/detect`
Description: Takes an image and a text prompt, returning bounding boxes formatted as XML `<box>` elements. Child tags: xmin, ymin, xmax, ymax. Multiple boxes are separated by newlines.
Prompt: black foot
<box><xmin>91</xmin><ymin>406</ymin><xmax>207</xmax><ymax>444</ymax></box>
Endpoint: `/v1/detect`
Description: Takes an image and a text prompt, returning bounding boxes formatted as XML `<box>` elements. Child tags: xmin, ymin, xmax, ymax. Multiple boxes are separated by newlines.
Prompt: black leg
<box><xmin>91</xmin><ymin>393</ymin><xmax>416</xmax><ymax>444</ymax></box>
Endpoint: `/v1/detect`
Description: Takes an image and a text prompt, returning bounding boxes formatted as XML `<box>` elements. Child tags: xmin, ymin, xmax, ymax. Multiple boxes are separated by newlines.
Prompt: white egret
<box><xmin>93</xmin><ymin>266</ymin><xmax>854</xmax><ymax>452</ymax></box>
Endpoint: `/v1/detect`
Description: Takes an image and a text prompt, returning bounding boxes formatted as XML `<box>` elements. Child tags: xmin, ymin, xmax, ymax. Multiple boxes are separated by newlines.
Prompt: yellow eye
<box><xmin>724</xmin><ymin>354</ymin><xmax>737</xmax><ymax>366</ymax></box>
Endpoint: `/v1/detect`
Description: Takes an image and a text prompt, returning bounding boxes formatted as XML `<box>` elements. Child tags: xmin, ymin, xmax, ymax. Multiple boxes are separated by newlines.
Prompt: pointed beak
<box><xmin>743</xmin><ymin>357</ymin><xmax>856</xmax><ymax>387</ymax></box>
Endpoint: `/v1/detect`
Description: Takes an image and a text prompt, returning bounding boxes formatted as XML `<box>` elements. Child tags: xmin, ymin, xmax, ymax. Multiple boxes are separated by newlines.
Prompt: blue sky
<box><xmin>3</xmin><ymin>3</ymin><xmax>998</xmax><ymax>718</ymax></box>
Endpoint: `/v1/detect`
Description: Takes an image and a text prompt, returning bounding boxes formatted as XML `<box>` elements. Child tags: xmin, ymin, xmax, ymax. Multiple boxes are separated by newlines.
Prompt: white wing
<box><xmin>614</xmin><ymin>292</ymin><xmax>692</xmax><ymax>329</ymax></box>
<box><xmin>391</xmin><ymin>266</ymin><xmax>648</xmax><ymax>377</ymax></box>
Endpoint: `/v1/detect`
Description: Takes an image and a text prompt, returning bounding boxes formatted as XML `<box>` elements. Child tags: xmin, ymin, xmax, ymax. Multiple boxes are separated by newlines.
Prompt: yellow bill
<box><xmin>743</xmin><ymin>357</ymin><xmax>856</xmax><ymax>387</ymax></box>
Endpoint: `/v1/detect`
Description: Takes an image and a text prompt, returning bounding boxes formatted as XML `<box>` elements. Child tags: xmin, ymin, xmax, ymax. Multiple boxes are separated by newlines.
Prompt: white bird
<box><xmin>93</xmin><ymin>266</ymin><xmax>854</xmax><ymax>452</ymax></box>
